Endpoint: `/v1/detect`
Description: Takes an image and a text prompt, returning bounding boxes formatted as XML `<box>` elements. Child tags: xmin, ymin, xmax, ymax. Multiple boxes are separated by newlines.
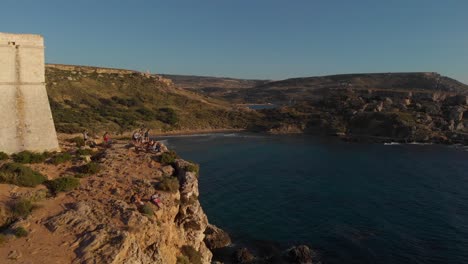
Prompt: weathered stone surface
<box><xmin>287</xmin><ymin>245</ymin><xmax>317</xmax><ymax>264</ymax></box>
<box><xmin>448</xmin><ymin>106</ymin><xmax>465</xmax><ymax>122</ymax></box>
<box><xmin>204</xmin><ymin>224</ymin><xmax>232</xmax><ymax>250</ymax></box>
<box><xmin>7</xmin><ymin>250</ymin><xmax>22</xmax><ymax>260</ymax></box>
<box><xmin>0</xmin><ymin>32</ymin><xmax>59</xmax><ymax>154</ymax></box>
<box><xmin>161</xmin><ymin>165</ymin><xmax>175</xmax><ymax>176</ymax></box>
<box><xmin>39</xmin><ymin>143</ymin><xmax>213</xmax><ymax>264</ymax></box>
<box><xmin>233</xmin><ymin>248</ymin><xmax>255</xmax><ymax>264</ymax></box>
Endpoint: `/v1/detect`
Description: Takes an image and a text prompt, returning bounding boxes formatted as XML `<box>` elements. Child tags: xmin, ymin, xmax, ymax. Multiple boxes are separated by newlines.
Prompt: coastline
<box><xmin>58</xmin><ymin>128</ymin><xmax>468</xmax><ymax>148</ymax></box>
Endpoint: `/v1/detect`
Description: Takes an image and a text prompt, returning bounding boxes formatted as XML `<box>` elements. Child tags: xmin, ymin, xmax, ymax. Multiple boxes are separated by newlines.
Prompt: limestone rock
<box><xmin>287</xmin><ymin>245</ymin><xmax>317</xmax><ymax>264</ymax></box>
<box><xmin>448</xmin><ymin>106</ymin><xmax>465</xmax><ymax>122</ymax></box>
<box><xmin>8</xmin><ymin>250</ymin><xmax>22</xmax><ymax>260</ymax></box>
<box><xmin>233</xmin><ymin>248</ymin><xmax>255</xmax><ymax>264</ymax></box>
<box><xmin>161</xmin><ymin>165</ymin><xmax>175</xmax><ymax>176</ymax></box>
<box><xmin>204</xmin><ymin>224</ymin><xmax>232</xmax><ymax>250</ymax></box>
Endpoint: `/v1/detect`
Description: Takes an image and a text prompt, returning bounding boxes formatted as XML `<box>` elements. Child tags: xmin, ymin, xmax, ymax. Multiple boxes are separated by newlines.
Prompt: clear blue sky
<box><xmin>2</xmin><ymin>0</ymin><xmax>467</xmax><ymax>83</ymax></box>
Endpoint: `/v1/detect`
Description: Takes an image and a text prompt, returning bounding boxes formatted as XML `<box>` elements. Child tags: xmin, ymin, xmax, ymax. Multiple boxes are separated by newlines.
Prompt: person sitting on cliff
<box><xmin>103</xmin><ymin>132</ymin><xmax>111</xmax><ymax>146</ymax></box>
<box><xmin>150</xmin><ymin>193</ymin><xmax>162</xmax><ymax>209</ymax></box>
<box><xmin>139</xmin><ymin>128</ymin><xmax>145</xmax><ymax>144</ymax></box>
<box><xmin>146</xmin><ymin>140</ymin><xmax>156</xmax><ymax>152</ymax></box>
<box><xmin>144</xmin><ymin>129</ymin><xmax>150</xmax><ymax>143</ymax></box>
<box><xmin>132</xmin><ymin>130</ymin><xmax>141</xmax><ymax>145</ymax></box>
<box><xmin>153</xmin><ymin>142</ymin><xmax>162</xmax><ymax>152</ymax></box>
<box><xmin>130</xmin><ymin>193</ymin><xmax>144</xmax><ymax>206</ymax></box>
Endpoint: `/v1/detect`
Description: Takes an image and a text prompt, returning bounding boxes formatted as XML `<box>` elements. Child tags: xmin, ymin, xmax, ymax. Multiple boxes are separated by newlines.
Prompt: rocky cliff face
<box><xmin>252</xmin><ymin>88</ymin><xmax>468</xmax><ymax>145</ymax></box>
<box><xmin>48</xmin><ymin>146</ymin><xmax>213</xmax><ymax>263</ymax></box>
<box><xmin>0</xmin><ymin>141</ymin><xmax>219</xmax><ymax>264</ymax></box>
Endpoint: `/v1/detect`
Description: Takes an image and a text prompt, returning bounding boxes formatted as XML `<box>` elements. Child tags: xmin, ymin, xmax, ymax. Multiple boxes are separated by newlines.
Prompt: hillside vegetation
<box><xmin>46</xmin><ymin>64</ymin><xmax>256</xmax><ymax>134</ymax></box>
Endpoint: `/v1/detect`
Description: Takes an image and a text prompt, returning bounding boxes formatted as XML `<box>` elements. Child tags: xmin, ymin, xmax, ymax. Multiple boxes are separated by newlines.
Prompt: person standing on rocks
<box><xmin>83</xmin><ymin>130</ymin><xmax>89</xmax><ymax>145</ymax></box>
<box><xmin>144</xmin><ymin>129</ymin><xmax>150</xmax><ymax>143</ymax></box>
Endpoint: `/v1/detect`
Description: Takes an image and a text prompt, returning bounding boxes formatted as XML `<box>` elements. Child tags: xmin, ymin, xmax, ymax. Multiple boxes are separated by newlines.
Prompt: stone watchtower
<box><xmin>0</xmin><ymin>32</ymin><xmax>59</xmax><ymax>154</ymax></box>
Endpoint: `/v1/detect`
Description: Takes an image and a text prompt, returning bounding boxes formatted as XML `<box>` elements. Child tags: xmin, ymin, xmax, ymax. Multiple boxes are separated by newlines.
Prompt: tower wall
<box><xmin>0</xmin><ymin>32</ymin><xmax>59</xmax><ymax>154</ymax></box>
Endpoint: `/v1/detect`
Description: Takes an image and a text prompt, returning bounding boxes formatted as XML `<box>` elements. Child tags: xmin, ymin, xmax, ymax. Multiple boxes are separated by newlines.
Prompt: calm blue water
<box><xmin>161</xmin><ymin>133</ymin><xmax>468</xmax><ymax>264</ymax></box>
<box><xmin>246</xmin><ymin>104</ymin><xmax>277</xmax><ymax>110</ymax></box>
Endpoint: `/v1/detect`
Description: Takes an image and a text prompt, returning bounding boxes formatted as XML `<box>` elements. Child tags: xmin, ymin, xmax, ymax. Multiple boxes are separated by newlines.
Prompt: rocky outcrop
<box><xmin>233</xmin><ymin>248</ymin><xmax>255</xmax><ymax>264</ymax></box>
<box><xmin>30</xmin><ymin>142</ymin><xmax>216</xmax><ymax>264</ymax></box>
<box><xmin>254</xmin><ymin>87</ymin><xmax>468</xmax><ymax>145</ymax></box>
<box><xmin>286</xmin><ymin>245</ymin><xmax>318</xmax><ymax>264</ymax></box>
<box><xmin>204</xmin><ymin>224</ymin><xmax>232</xmax><ymax>250</ymax></box>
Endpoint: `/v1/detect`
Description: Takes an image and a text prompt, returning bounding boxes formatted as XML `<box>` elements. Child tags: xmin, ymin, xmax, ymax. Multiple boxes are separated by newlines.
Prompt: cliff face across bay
<box><xmin>0</xmin><ymin>140</ymin><xmax>226</xmax><ymax>263</ymax></box>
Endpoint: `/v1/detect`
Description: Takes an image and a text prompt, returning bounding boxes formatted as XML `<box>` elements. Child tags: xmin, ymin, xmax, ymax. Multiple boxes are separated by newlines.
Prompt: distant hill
<box><xmin>45</xmin><ymin>64</ymin><xmax>257</xmax><ymax>133</ymax></box>
<box><xmin>166</xmin><ymin>72</ymin><xmax>468</xmax><ymax>104</ymax></box>
<box><xmin>160</xmin><ymin>74</ymin><xmax>269</xmax><ymax>100</ymax></box>
<box><xmin>236</xmin><ymin>72</ymin><xmax>468</xmax><ymax>104</ymax></box>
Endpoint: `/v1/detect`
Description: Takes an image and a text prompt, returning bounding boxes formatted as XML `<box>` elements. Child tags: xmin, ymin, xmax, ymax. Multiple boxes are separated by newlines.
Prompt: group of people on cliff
<box><xmin>131</xmin><ymin>193</ymin><xmax>163</xmax><ymax>210</ymax></box>
<box><xmin>82</xmin><ymin>130</ymin><xmax>112</xmax><ymax>147</ymax></box>
<box><xmin>81</xmin><ymin>128</ymin><xmax>163</xmax><ymax>152</ymax></box>
<box><xmin>132</xmin><ymin>128</ymin><xmax>162</xmax><ymax>152</ymax></box>
<box><xmin>81</xmin><ymin>127</ymin><xmax>165</xmax><ymax>215</ymax></box>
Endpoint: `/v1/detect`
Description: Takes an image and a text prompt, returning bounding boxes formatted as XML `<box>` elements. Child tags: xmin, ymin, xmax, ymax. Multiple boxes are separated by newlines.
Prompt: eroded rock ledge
<box><xmin>45</xmin><ymin>143</ymin><xmax>216</xmax><ymax>263</ymax></box>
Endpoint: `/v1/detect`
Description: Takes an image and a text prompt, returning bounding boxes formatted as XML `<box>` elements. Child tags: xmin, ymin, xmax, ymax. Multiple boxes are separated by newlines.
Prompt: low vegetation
<box><xmin>14</xmin><ymin>227</ymin><xmax>28</xmax><ymax>238</ymax></box>
<box><xmin>68</xmin><ymin>137</ymin><xmax>85</xmax><ymax>147</ymax></box>
<box><xmin>10</xmin><ymin>198</ymin><xmax>34</xmax><ymax>219</ymax></box>
<box><xmin>79</xmin><ymin>162</ymin><xmax>102</xmax><ymax>175</ymax></box>
<box><xmin>45</xmin><ymin>177</ymin><xmax>80</xmax><ymax>194</ymax></box>
<box><xmin>185</xmin><ymin>162</ymin><xmax>200</xmax><ymax>177</ymax></box>
<box><xmin>0</xmin><ymin>163</ymin><xmax>47</xmax><ymax>187</ymax></box>
<box><xmin>46</xmin><ymin>65</ymin><xmax>256</xmax><ymax>133</ymax></box>
<box><xmin>139</xmin><ymin>204</ymin><xmax>154</xmax><ymax>218</ymax></box>
<box><xmin>176</xmin><ymin>255</ymin><xmax>190</xmax><ymax>264</ymax></box>
<box><xmin>158</xmin><ymin>176</ymin><xmax>180</xmax><ymax>193</ymax></box>
<box><xmin>160</xmin><ymin>151</ymin><xmax>178</xmax><ymax>165</ymax></box>
<box><xmin>12</xmin><ymin>151</ymin><xmax>49</xmax><ymax>164</ymax></box>
<box><xmin>0</xmin><ymin>234</ymin><xmax>6</xmax><ymax>245</ymax></box>
<box><xmin>180</xmin><ymin>245</ymin><xmax>203</xmax><ymax>264</ymax></box>
<box><xmin>50</xmin><ymin>152</ymin><xmax>73</xmax><ymax>165</ymax></box>
<box><xmin>76</xmin><ymin>148</ymin><xmax>95</xmax><ymax>156</ymax></box>
<box><xmin>0</xmin><ymin>152</ymin><xmax>9</xmax><ymax>161</ymax></box>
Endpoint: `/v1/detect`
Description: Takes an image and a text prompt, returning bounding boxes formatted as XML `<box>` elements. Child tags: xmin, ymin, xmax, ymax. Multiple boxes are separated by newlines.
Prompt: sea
<box><xmin>160</xmin><ymin>133</ymin><xmax>468</xmax><ymax>264</ymax></box>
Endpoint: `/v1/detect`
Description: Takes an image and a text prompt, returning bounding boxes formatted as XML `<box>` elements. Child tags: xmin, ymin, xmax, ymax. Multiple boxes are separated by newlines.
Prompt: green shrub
<box><xmin>158</xmin><ymin>176</ymin><xmax>180</xmax><ymax>193</ymax></box>
<box><xmin>10</xmin><ymin>199</ymin><xmax>34</xmax><ymax>218</ymax></box>
<box><xmin>139</xmin><ymin>204</ymin><xmax>154</xmax><ymax>217</ymax></box>
<box><xmin>160</xmin><ymin>151</ymin><xmax>178</xmax><ymax>165</ymax></box>
<box><xmin>0</xmin><ymin>234</ymin><xmax>6</xmax><ymax>245</ymax></box>
<box><xmin>79</xmin><ymin>162</ymin><xmax>102</xmax><ymax>174</ymax></box>
<box><xmin>42</xmin><ymin>151</ymin><xmax>54</xmax><ymax>159</ymax></box>
<box><xmin>176</xmin><ymin>255</ymin><xmax>190</xmax><ymax>264</ymax></box>
<box><xmin>76</xmin><ymin>149</ymin><xmax>95</xmax><ymax>156</ymax></box>
<box><xmin>68</xmin><ymin>136</ymin><xmax>85</xmax><ymax>147</ymax></box>
<box><xmin>180</xmin><ymin>245</ymin><xmax>203</xmax><ymax>264</ymax></box>
<box><xmin>45</xmin><ymin>177</ymin><xmax>80</xmax><ymax>194</ymax></box>
<box><xmin>51</xmin><ymin>153</ymin><xmax>72</xmax><ymax>165</ymax></box>
<box><xmin>12</xmin><ymin>151</ymin><xmax>47</xmax><ymax>164</ymax></box>
<box><xmin>157</xmin><ymin>107</ymin><xmax>179</xmax><ymax>125</ymax></box>
<box><xmin>0</xmin><ymin>163</ymin><xmax>47</xmax><ymax>187</ymax></box>
<box><xmin>185</xmin><ymin>163</ymin><xmax>200</xmax><ymax>177</ymax></box>
<box><xmin>14</xmin><ymin>227</ymin><xmax>28</xmax><ymax>238</ymax></box>
<box><xmin>74</xmin><ymin>173</ymin><xmax>88</xmax><ymax>179</ymax></box>
<box><xmin>0</xmin><ymin>152</ymin><xmax>9</xmax><ymax>161</ymax></box>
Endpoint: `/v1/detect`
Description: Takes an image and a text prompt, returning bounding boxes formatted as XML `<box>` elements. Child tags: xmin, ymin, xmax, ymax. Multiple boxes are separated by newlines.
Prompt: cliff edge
<box><xmin>0</xmin><ymin>140</ymin><xmax>219</xmax><ymax>263</ymax></box>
